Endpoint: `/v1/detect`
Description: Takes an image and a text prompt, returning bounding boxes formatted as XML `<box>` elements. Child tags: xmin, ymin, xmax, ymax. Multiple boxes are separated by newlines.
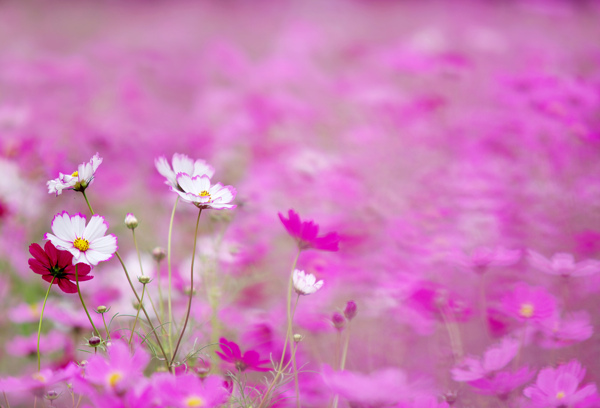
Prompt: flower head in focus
<box><xmin>215</xmin><ymin>337</ymin><xmax>271</xmax><ymax>372</ymax></box>
<box><xmin>173</xmin><ymin>173</ymin><xmax>236</xmax><ymax>210</ymax></box>
<box><xmin>524</xmin><ymin>360</ymin><xmax>597</xmax><ymax>407</ymax></box>
<box><xmin>293</xmin><ymin>269</ymin><xmax>323</xmax><ymax>295</ymax></box>
<box><xmin>155</xmin><ymin>153</ymin><xmax>215</xmax><ymax>192</ymax></box>
<box><xmin>278</xmin><ymin>209</ymin><xmax>340</xmax><ymax>251</ymax></box>
<box><xmin>47</xmin><ymin>153</ymin><xmax>102</xmax><ymax>196</ymax></box>
<box><xmin>44</xmin><ymin>212</ymin><xmax>118</xmax><ymax>266</ymax></box>
<box><xmin>28</xmin><ymin>241</ymin><xmax>93</xmax><ymax>293</ymax></box>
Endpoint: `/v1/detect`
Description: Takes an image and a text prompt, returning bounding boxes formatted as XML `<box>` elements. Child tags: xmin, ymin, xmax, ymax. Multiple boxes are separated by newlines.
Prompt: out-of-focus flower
<box><xmin>501</xmin><ymin>283</ymin><xmax>557</xmax><ymax>323</ymax></box>
<box><xmin>155</xmin><ymin>153</ymin><xmax>215</xmax><ymax>192</ymax></box>
<box><xmin>151</xmin><ymin>373</ymin><xmax>229</xmax><ymax>408</ymax></box>
<box><xmin>538</xmin><ymin>312</ymin><xmax>593</xmax><ymax>349</ymax></box>
<box><xmin>452</xmin><ymin>337</ymin><xmax>519</xmax><ymax>382</ymax></box>
<box><xmin>215</xmin><ymin>337</ymin><xmax>271</xmax><ymax>372</ymax></box>
<box><xmin>47</xmin><ymin>153</ymin><xmax>102</xmax><ymax>196</ymax></box>
<box><xmin>448</xmin><ymin>246</ymin><xmax>521</xmax><ymax>274</ymax></box>
<box><xmin>173</xmin><ymin>173</ymin><xmax>236</xmax><ymax>210</ymax></box>
<box><xmin>524</xmin><ymin>360</ymin><xmax>597</xmax><ymax>407</ymax></box>
<box><xmin>467</xmin><ymin>367</ymin><xmax>535</xmax><ymax>396</ymax></box>
<box><xmin>293</xmin><ymin>269</ymin><xmax>323</xmax><ymax>295</ymax></box>
<box><xmin>0</xmin><ymin>364</ymin><xmax>79</xmax><ymax>396</ymax></box>
<box><xmin>7</xmin><ymin>331</ymin><xmax>70</xmax><ymax>357</ymax></box>
<box><xmin>278</xmin><ymin>209</ymin><xmax>340</xmax><ymax>251</ymax></box>
<box><xmin>344</xmin><ymin>300</ymin><xmax>357</xmax><ymax>320</ymax></box>
<box><xmin>45</xmin><ymin>212</ymin><xmax>118</xmax><ymax>266</ymax></box>
<box><xmin>332</xmin><ymin>312</ymin><xmax>346</xmax><ymax>331</ymax></box>
<box><xmin>28</xmin><ymin>241</ymin><xmax>93</xmax><ymax>293</ymax></box>
<box><xmin>528</xmin><ymin>250</ymin><xmax>600</xmax><ymax>277</ymax></box>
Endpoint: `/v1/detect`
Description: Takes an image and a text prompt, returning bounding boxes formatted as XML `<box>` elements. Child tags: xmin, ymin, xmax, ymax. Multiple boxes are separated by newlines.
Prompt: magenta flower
<box><xmin>151</xmin><ymin>373</ymin><xmax>229</xmax><ymax>408</ymax></box>
<box><xmin>215</xmin><ymin>337</ymin><xmax>271</xmax><ymax>372</ymax></box>
<box><xmin>468</xmin><ymin>366</ymin><xmax>535</xmax><ymax>396</ymax></box>
<box><xmin>528</xmin><ymin>250</ymin><xmax>600</xmax><ymax>278</ymax></box>
<box><xmin>524</xmin><ymin>360</ymin><xmax>597</xmax><ymax>407</ymax></box>
<box><xmin>538</xmin><ymin>312</ymin><xmax>593</xmax><ymax>349</ymax></box>
<box><xmin>278</xmin><ymin>209</ymin><xmax>340</xmax><ymax>251</ymax></box>
<box><xmin>28</xmin><ymin>241</ymin><xmax>93</xmax><ymax>293</ymax></box>
<box><xmin>501</xmin><ymin>283</ymin><xmax>557</xmax><ymax>323</ymax></box>
<box><xmin>452</xmin><ymin>337</ymin><xmax>520</xmax><ymax>382</ymax></box>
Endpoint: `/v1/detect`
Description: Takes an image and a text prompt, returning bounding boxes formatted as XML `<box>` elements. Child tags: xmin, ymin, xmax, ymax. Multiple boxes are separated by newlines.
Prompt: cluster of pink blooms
<box><xmin>1</xmin><ymin>0</ymin><xmax>600</xmax><ymax>407</ymax></box>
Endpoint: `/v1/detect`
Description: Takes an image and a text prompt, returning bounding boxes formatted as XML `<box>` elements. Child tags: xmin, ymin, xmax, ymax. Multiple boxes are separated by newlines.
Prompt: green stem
<box><xmin>102</xmin><ymin>314</ymin><xmax>111</xmax><ymax>340</ymax></box>
<box><xmin>340</xmin><ymin>321</ymin><xmax>351</xmax><ymax>371</ymax></box>
<box><xmin>132</xmin><ymin>229</ymin><xmax>145</xmax><ymax>276</ymax></box>
<box><xmin>75</xmin><ymin>265</ymin><xmax>100</xmax><ymax>336</ymax></box>
<box><xmin>129</xmin><ymin>285</ymin><xmax>146</xmax><ymax>345</ymax></box>
<box><xmin>3</xmin><ymin>391</ymin><xmax>10</xmax><ymax>408</ymax></box>
<box><xmin>146</xmin><ymin>291</ymin><xmax>168</xmax><ymax>336</ymax></box>
<box><xmin>170</xmin><ymin>208</ymin><xmax>202</xmax><ymax>367</ymax></box>
<box><xmin>81</xmin><ymin>191</ymin><xmax>170</xmax><ymax>371</ymax></box>
<box><xmin>37</xmin><ymin>277</ymin><xmax>56</xmax><ymax>371</ymax></box>
<box><xmin>156</xmin><ymin>260</ymin><xmax>165</xmax><ymax>324</ymax></box>
<box><xmin>167</xmin><ymin>197</ymin><xmax>179</xmax><ymax>356</ymax></box>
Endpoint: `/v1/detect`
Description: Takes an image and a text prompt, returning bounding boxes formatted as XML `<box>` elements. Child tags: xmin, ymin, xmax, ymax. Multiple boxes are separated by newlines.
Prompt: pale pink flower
<box><xmin>172</xmin><ymin>173</ymin><xmax>236</xmax><ymax>210</ymax></box>
<box><xmin>538</xmin><ymin>312</ymin><xmax>593</xmax><ymax>349</ymax></box>
<box><xmin>528</xmin><ymin>250</ymin><xmax>600</xmax><ymax>277</ymax></box>
<box><xmin>45</xmin><ymin>212</ymin><xmax>118</xmax><ymax>266</ymax></box>
<box><xmin>155</xmin><ymin>153</ymin><xmax>215</xmax><ymax>192</ymax></box>
<box><xmin>293</xmin><ymin>269</ymin><xmax>323</xmax><ymax>295</ymax></box>
<box><xmin>501</xmin><ymin>283</ymin><xmax>557</xmax><ymax>323</ymax></box>
<box><xmin>448</xmin><ymin>246</ymin><xmax>521</xmax><ymax>274</ymax></box>
<box><xmin>47</xmin><ymin>153</ymin><xmax>102</xmax><ymax>196</ymax></box>
<box><xmin>452</xmin><ymin>337</ymin><xmax>520</xmax><ymax>382</ymax></box>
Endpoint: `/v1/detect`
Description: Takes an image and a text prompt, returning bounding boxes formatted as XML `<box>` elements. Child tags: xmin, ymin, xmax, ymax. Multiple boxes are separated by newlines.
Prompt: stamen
<box><xmin>556</xmin><ymin>391</ymin><xmax>565</xmax><ymax>400</ymax></box>
<box><xmin>184</xmin><ymin>396</ymin><xmax>205</xmax><ymax>407</ymax></box>
<box><xmin>519</xmin><ymin>303</ymin><xmax>534</xmax><ymax>318</ymax></box>
<box><xmin>73</xmin><ymin>237</ymin><xmax>90</xmax><ymax>252</ymax></box>
<box><xmin>107</xmin><ymin>372</ymin><xmax>122</xmax><ymax>388</ymax></box>
<box><xmin>71</xmin><ymin>171</ymin><xmax>79</xmax><ymax>177</ymax></box>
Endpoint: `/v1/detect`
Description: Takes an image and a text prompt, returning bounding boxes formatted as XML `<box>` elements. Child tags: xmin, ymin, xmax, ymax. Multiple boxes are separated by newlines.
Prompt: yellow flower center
<box><xmin>184</xmin><ymin>396</ymin><xmax>205</xmax><ymax>407</ymax></box>
<box><xmin>71</xmin><ymin>171</ymin><xmax>79</xmax><ymax>177</ymax></box>
<box><xmin>32</xmin><ymin>373</ymin><xmax>46</xmax><ymax>383</ymax></box>
<box><xmin>73</xmin><ymin>237</ymin><xmax>90</xmax><ymax>252</ymax></box>
<box><xmin>556</xmin><ymin>391</ymin><xmax>566</xmax><ymax>400</ymax></box>
<box><xmin>199</xmin><ymin>190</ymin><xmax>210</xmax><ymax>197</ymax></box>
<box><xmin>107</xmin><ymin>371</ymin><xmax>123</xmax><ymax>388</ymax></box>
<box><xmin>519</xmin><ymin>303</ymin><xmax>534</xmax><ymax>318</ymax></box>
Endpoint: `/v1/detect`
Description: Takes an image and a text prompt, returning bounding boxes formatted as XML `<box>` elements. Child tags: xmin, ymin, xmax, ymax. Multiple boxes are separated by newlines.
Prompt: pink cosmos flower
<box><xmin>7</xmin><ymin>331</ymin><xmax>69</xmax><ymax>357</ymax></box>
<box><xmin>47</xmin><ymin>153</ymin><xmax>102</xmax><ymax>196</ymax></box>
<box><xmin>448</xmin><ymin>246</ymin><xmax>521</xmax><ymax>274</ymax></box>
<box><xmin>538</xmin><ymin>312</ymin><xmax>593</xmax><ymax>349</ymax></box>
<box><xmin>155</xmin><ymin>153</ymin><xmax>215</xmax><ymax>192</ymax></box>
<box><xmin>524</xmin><ymin>360</ymin><xmax>597</xmax><ymax>407</ymax></box>
<box><xmin>452</xmin><ymin>337</ymin><xmax>520</xmax><ymax>382</ymax></box>
<box><xmin>28</xmin><ymin>241</ymin><xmax>93</xmax><ymax>293</ymax></box>
<box><xmin>215</xmin><ymin>337</ymin><xmax>271</xmax><ymax>372</ymax></box>
<box><xmin>468</xmin><ymin>367</ymin><xmax>535</xmax><ymax>396</ymax></box>
<box><xmin>44</xmin><ymin>212</ymin><xmax>118</xmax><ymax>266</ymax></box>
<box><xmin>528</xmin><ymin>250</ymin><xmax>600</xmax><ymax>278</ymax></box>
<box><xmin>151</xmin><ymin>373</ymin><xmax>229</xmax><ymax>408</ymax></box>
<box><xmin>172</xmin><ymin>173</ymin><xmax>236</xmax><ymax>210</ymax></box>
<box><xmin>278</xmin><ymin>209</ymin><xmax>340</xmax><ymax>251</ymax></box>
<box><xmin>80</xmin><ymin>340</ymin><xmax>150</xmax><ymax>395</ymax></box>
<box><xmin>293</xmin><ymin>269</ymin><xmax>324</xmax><ymax>295</ymax></box>
<box><xmin>501</xmin><ymin>283</ymin><xmax>557</xmax><ymax>323</ymax></box>
<box><xmin>0</xmin><ymin>363</ymin><xmax>78</xmax><ymax>397</ymax></box>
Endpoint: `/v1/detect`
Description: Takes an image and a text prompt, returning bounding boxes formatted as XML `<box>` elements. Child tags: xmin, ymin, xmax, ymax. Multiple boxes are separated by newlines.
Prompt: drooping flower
<box><xmin>28</xmin><ymin>241</ymin><xmax>93</xmax><ymax>293</ymax></box>
<box><xmin>47</xmin><ymin>153</ymin><xmax>103</xmax><ymax>196</ymax></box>
<box><xmin>172</xmin><ymin>173</ymin><xmax>236</xmax><ymax>210</ymax></box>
<box><xmin>293</xmin><ymin>269</ymin><xmax>323</xmax><ymax>295</ymax></box>
<box><xmin>524</xmin><ymin>360</ymin><xmax>597</xmax><ymax>407</ymax></box>
<box><xmin>528</xmin><ymin>250</ymin><xmax>600</xmax><ymax>278</ymax></box>
<box><xmin>215</xmin><ymin>337</ymin><xmax>271</xmax><ymax>372</ymax></box>
<box><xmin>501</xmin><ymin>283</ymin><xmax>557</xmax><ymax>323</ymax></box>
<box><xmin>44</xmin><ymin>212</ymin><xmax>118</xmax><ymax>266</ymax></box>
<box><xmin>155</xmin><ymin>153</ymin><xmax>215</xmax><ymax>192</ymax></box>
<box><xmin>278</xmin><ymin>209</ymin><xmax>340</xmax><ymax>251</ymax></box>
<box><xmin>448</xmin><ymin>246</ymin><xmax>521</xmax><ymax>274</ymax></box>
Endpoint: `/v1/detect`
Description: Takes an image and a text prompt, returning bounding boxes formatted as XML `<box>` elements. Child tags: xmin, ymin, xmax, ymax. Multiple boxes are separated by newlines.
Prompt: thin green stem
<box><xmin>167</xmin><ymin>197</ymin><xmax>179</xmax><ymax>356</ymax></box>
<box><xmin>37</xmin><ymin>277</ymin><xmax>55</xmax><ymax>371</ymax></box>
<box><xmin>82</xmin><ymin>191</ymin><xmax>94</xmax><ymax>215</ymax></box>
<box><xmin>75</xmin><ymin>265</ymin><xmax>100</xmax><ymax>336</ymax></box>
<box><xmin>170</xmin><ymin>208</ymin><xmax>202</xmax><ymax>367</ymax></box>
<box><xmin>156</xmin><ymin>260</ymin><xmax>165</xmax><ymax>324</ymax></box>
<box><xmin>2</xmin><ymin>391</ymin><xmax>9</xmax><ymax>408</ymax></box>
<box><xmin>132</xmin><ymin>229</ymin><xmax>145</xmax><ymax>276</ymax></box>
<box><xmin>340</xmin><ymin>321</ymin><xmax>352</xmax><ymax>371</ymax></box>
<box><xmin>146</xmin><ymin>291</ymin><xmax>168</xmax><ymax>336</ymax></box>
<box><xmin>129</xmin><ymin>285</ymin><xmax>146</xmax><ymax>345</ymax></box>
<box><xmin>102</xmin><ymin>314</ymin><xmax>111</xmax><ymax>340</ymax></box>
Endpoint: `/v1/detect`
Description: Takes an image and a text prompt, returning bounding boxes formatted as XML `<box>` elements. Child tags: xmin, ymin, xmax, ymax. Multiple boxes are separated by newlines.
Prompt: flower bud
<box><xmin>152</xmin><ymin>247</ymin><xmax>166</xmax><ymax>262</ymax></box>
<box><xmin>89</xmin><ymin>336</ymin><xmax>101</xmax><ymax>347</ymax></box>
<box><xmin>45</xmin><ymin>390</ymin><xmax>59</xmax><ymax>401</ymax></box>
<box><xmin>344</xmin><ymin>300</ymin><xmax>357</xmax><ymax>321</ymax></box>
<box><xmin>332</xmin><ymin>312</ymin><xmax>346</xmax><ymax>331</ymax></box>
<box><xmin>133</xmin><ymin>301</ymin><xmax>142</xmax><ymax>311</ymax></box>
<box><xmin>293</xmin><ymin>334</ymin><xmax>303</xmax><ymax>343</ymax></box>
<box><xmin>97</xmin><ymin>305</ymin><xmax>107</xmax><ymax>313</ymax></box>
<box><xmin>124</xmin><ymin>213</ymin><xmax>139</xmax><ymax>229</ymax></box>
<box><xmin>138</xmin><ymin>275</ymin><xmax>151</xmax><ymax>284</ymax></box>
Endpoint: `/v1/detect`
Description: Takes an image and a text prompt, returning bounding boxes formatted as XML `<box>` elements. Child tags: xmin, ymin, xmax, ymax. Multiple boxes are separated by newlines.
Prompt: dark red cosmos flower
<box><xmin>28</xmin><ymin>241</ymin><xmax>93</xmax><ymax>294</ymax></box>
<box><xmin>278</xmin><ymin>209</ymin><xmax>340</xmax><ymax>251</ymax></box>
<box><xmin>215</xmin><ymin>337</ymin><xmax>271</xmax><ymax>372</ymax></box>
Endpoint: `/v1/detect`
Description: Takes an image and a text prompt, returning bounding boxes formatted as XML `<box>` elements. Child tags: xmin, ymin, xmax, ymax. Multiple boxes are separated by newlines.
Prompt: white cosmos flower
<box><xmin>47</xmin><ymin>153</ymin><xmax>103</xmax><ymax>196</ymax></box>
<box><xmin>293</xmin><ymin>269</ymin><xmax>324</xmax><ymax>296</ymax></box>
<box><xmin>44</xmin><ymin>212</ymin><xmax>118</xmax><ymax>266</ymax></box>
<box><xmin>173</xmin><ymin>173</ymin><xmax>236</xmax><ymax>210</ymax></box>
<box><xmin>155</xmin><ymin>153</ymin><xmax>215</xmax><ymax>192</ymax></box>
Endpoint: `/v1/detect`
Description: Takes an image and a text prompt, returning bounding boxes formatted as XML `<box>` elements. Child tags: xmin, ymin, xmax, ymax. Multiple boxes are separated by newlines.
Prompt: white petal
<box><xmin>83</xmin><ymin>249</ymin><xmax>112</xmax><ymax>265</ymax></box>
<box><xmin>84</xmin><ymin>215</ymin><xmax>109</xmax><ymax>241</ymax></box>
<box><xmin>155</xmin><ymin>156</ymin><xmax>176</xmax><ymax>185</ymax></box>
<box><xmin>176</xmin><ymin>173</ymin><xmax>196</xmax><ymax>194</ymax></box>
<box><xmin>172</xmin><ymin>153</ymin><xmax>194</xmax><ymax>176</ymax></box>
<box><xmin>89</xmin><ymin>234</ymin><xmax>118</xmax><ymax>255</ymax></box>
<box><xmin>193</xmin><ymin>160</ymin><xmax>215</xmax><ymax>178</ymax></box>
<box><xmin>70</xmin><ymin>214</ymin><xmax>87</xmax><ymax>238</ymax></box>
<box><xmin>51</xmin><ymin>213</ymin><xmax>77</xmax><ymax>241</ymax></box>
